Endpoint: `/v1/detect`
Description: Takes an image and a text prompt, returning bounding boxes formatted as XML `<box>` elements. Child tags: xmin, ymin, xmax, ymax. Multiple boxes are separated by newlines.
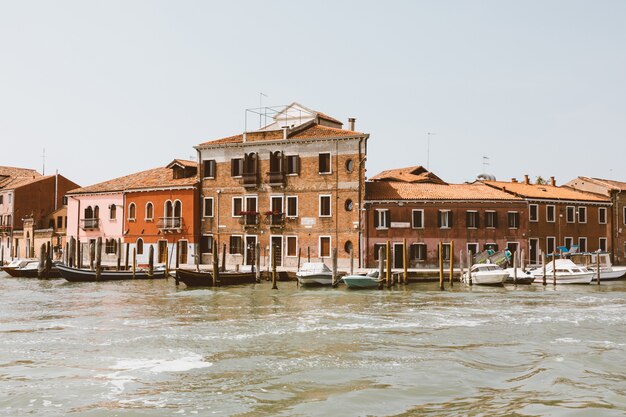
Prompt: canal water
<box><xmin>1</xmin><ymin>273</ymin><xmax>626</xmax><ymax>416</ymax></box>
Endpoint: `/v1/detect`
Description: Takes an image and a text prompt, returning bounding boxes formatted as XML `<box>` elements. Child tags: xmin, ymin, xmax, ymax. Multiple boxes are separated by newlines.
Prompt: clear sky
<box><xmin>1</xmin><ymin>1</ymin><xmax>625</xmax><ymax>188</ymax></box>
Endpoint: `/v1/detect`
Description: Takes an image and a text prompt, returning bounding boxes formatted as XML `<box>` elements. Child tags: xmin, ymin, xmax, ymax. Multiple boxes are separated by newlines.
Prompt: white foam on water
<box><xmin>554</xmin><ymin>337</ymin><xmax>581</xmax><ymax>344</ymax></box>
<box><xmin>110</xmin><ymin>352</ymin><xmax>212</xmax><ymax>373</ymax></box>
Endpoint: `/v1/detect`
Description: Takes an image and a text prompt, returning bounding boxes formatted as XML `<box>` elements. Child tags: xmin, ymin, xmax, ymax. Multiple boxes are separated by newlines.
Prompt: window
<box><xmin>508</xmin><ymin>212</ymin><xmax>519</xmax><ymax>228</ymax></box>
<box><xmin>232</xmin><ymin>197</ymin><xmax>243</xmax><ymax>217</ymax></box>
<box><xmin>345</xmin><ymin>159</ymin><xmax>354</xmax><ymax>172</ymax></box>
<box><xmin>578</xmin><ymin>207</ymin><xmax>587</xmax><ymax>223</ymax></box>
<box><xmin>286</xmin><ymin>236</ymin><xmax>298</xmax><ymax>257</ymax></box>
<box><xmin>200</xmin><ymin>235</ymin><xmax>213</xmax><ymax>254</ymax></box>
<box><xmin>319</xmin><ymin>195</ymin><xmax>332</xmax><ymax>217</ymax></box>
<box><xmin>0</xmin><ymin>195</ymin><xmax>3</xmax><ymax>205</ymax></box>
<box><xmin>344</xmin><ymin>240</ymin><xmax>353</xmax><ymax>254</ymax></box>
<box><xmin>599</xmin><ymin>237</ymin><xmax>607</xmax><ymax>252</ymax></box>
<box><xmin>105</xmin><ymin>239</ymin><xmax>117</xmax><ymax>255</ymax></box>
<box><xmin>286</xmin><ymin>196</ymin><xmax>298</xmax><ymax>217</ymax></box>
<box><xmin>466</xmin><ymin>211</ymin><xmax>478</xmax><ymax>229</ymax></box>
<box><xmin>566</xmin><ymin>206</ymin><xmax>575</xmax><ymax>223</ymax></box>
<box><xmin>410</xmin><ymin>243</ymin><xmax>427</xmax><ymax>261</ymax></box>
<box><xmin>579</xmin><ymin>237</ymin><xmax>587</xmax><ymax>252</ymax></box>
<box><xmin>318</xmin><ymin>153</ymin><xmax>331</xmax><ymax>174</ymax></box>
<box><xmin>319</xmin><ymin>236</ymin><xmax>331</xmax><ymax>258</ymax></box>
<box><xmin>374</xmin><ymin>209</ymin><xmax>390</xmax><ymax>229</ymax></box>
<box><xmin>546</xmin><ymin>237</ymin><xmax>556</xmax><ymax>255</ymax></box>
<box><xmin>373</xmin><ymin>243</ymin><xmax>386</xmax><ymax>261</ymax></box>
<box><xmin>599</xmin><ymin>207</ymin><xmax>607</xmax><ymax>224</ymax></box>
<box><xmin>344</xmin><ymin>199</ymin><xmax>354</xmax><ymax>211</ymax></box>
<box><xmin>231</xmin><ymin>158</ymin><xmax>243</xmax><ymax>177</ymax></box>
<box><xmin>145</xmin><ymin>202</ymin><xmax>154</xmax><ymax>220</ymax></box>
<box><xmin>484</xmin><ymin>243</ymin><xmax>498</xmax><ymax>251</ymax></box>
<box><xmin>203</xmin><ymin>160</ymin><xmax>216</xmax><ymax>178</ymax></box>
<box><xmin>128</xmin><ymin>203</ymin><xmax>136</xmax><ymax>221</ymax></box>
<box><xmin>624</xmin><ymin>206</ymin><xmax>626</xmax><ymax>225</ymax></box>
<box><xmin>56</xmin><ymin>216</ymin><xmax>63</xmax><ymax>229</ymax></box>
<box><xmin>564</xmin><ymin>237</ymin><xmax>573</xmax><ymax>250</ymax></box>
<box><xmin>229</xmin><ymin>236</ymin><xmax>243</xmax><ymax>254</ymax></box>
<box><xmin>529</xmin><ymin>204</ymin><xmax>538</xmax><ymax>222</ymax></box>
<box><xmin>485</xmin><ymin>211</ymin><xmax>498</xmax><ymax>228</ymax></box>
<box><xmin>546</xmin><ymin>205</ymin><xmax>555</xmax><ymax>223</ymax></box>
<box><xmin>109</xmin><ymin>204</ymin><xmax>117</xmax><ymax>220</ymax></box>
<box><xmin>440</xmin><ymin>243</ymin><xmax>451</xmax><ymax>261</ymax></box>
<box><xmin>94</xmin><ymin>205</ymin><xmax>100</xmax><ymax>219</ymax></box>
<box><xmin>270</xmin><ymin>195</ymin><xmax>283</xmax><ymax>214</ymax></box>
<box><xmin>438</xmin><ymin>210</ymin><xmax>452</xmax><ymax>228</ymax></box>
<box><xmin>286</xmin><ymin>155</ymin><xmax>300</xmax><ymax>175</ymax></box>
<box><xmin>203</xmin><ymin>197</ymin><xmax>214</xmax><ymax>217</ymax></box>
<box><xmin>412</xmin><ymin>209</ymin><xmax>424</xmax><ymax>229</ymax></box>
<box><xmin>136</xmin><ymin>238</ymin><xmax>144</xmax><ymax>255</ymax></box>
<box><xmin>269</xmin><ymin>151</ymin><xmax>283</xmax><ymax>173</ymax></box>
<box><xmin>467</xmin><ymin>243</ymin><xmax>479</xmax><ymax>257</ymax></box>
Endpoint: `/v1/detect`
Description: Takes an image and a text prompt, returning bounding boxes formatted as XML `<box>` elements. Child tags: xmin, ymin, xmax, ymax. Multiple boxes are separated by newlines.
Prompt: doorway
<box><xmin>270</xmin><ymin>236</ymin><xmax>283</xmax><ymax>267</ymax></box>
<box><xmin>178</xmin><ymin>240</ymin><xmax>188</xmax><ymax>265</ymax></box>
<box><xmin>158</xmin><ymin>240</ymin><xmax>168</xmax><ymax>263</ymax></box>
<box><xmin>393</xmin><ymin>243</ymin><xmax>404</xmax><ymax>269</ymax></box>
<box><xmin>245</xmin><ymin>236</ymin><xmax>257</xmax><ymax>266</ymax></box>
<box><xmin>529</xmin><ymin>238</ymin><xmax>539</xmax><ymax>265</ymax></box>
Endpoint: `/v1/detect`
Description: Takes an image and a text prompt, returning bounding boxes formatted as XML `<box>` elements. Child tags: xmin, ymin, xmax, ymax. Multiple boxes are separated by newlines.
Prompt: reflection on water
<box><xmin>1</xmin><ymin>273</ymin><xmax>626</xmax><ymax>416</ymax></box>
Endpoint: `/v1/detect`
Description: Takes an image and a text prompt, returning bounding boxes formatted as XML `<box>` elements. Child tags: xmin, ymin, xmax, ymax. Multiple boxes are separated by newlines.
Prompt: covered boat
<box><xmin>296</xmin><ymin>262</ymin><xmax>333</xmax><ymax>286</ymax></box>
<box><xmin>56</xmin><ymin>264</ymin><xmax>167</xmax><ymax>282</ymax></box>
<box><xmin>342</xmin><ymin>270</ymin><xmax>381</xmax><ymax>289</ymax></box>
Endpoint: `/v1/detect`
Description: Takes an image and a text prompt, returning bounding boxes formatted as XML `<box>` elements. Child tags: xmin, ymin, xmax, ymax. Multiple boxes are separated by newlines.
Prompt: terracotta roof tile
<box><xmin>483</xmin><ymin>181</ymin><xmax>609</xmax><ymax>202</ymax></box>
<box><xmin>68</xmin><ymin>166</ymin><xmax>197</xmax><ymax>195</ymax></box>
<box><xmin>370</xmin><ymin>166</ymin><xmax>447</xmax><ymax>184</ymax></box>
<box><xmin>366</xmin><ymin>181</ymin><xmax>522</xmax><ymax>201</ymax></box>
<box><xmin>588</xmin><ymin>177</ymin><xmax>626</xmax><ymax>191</ymax></box>
<box><xmin>198</xmin><ymin>124</ymin><xmax>363</xmax><ymax>147</ymax></box>
<box><xmin>0</xmin><ymin>166</ymin><xmax>42</xmax><ymax>190</ymax></box>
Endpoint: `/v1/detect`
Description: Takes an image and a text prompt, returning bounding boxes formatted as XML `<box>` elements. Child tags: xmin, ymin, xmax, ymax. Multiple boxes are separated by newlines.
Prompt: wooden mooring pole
<box><xmin>255</xmin><ymin>242</ymin><xmax>261</xmax><ymax>283</ymax></box>
<box><xmin>596</xmin><ymin>252</ymin><xmax>601</xmax><ymax>285</ymax></box>
<box><xmin>95</xmin><ymin>237</ymin><xmax>102</xmax><ymax>281</ymax></box>
<box><xmin>212</xmin><ymin>240</ymin><xmax>219</xmax><ymax>287</ymax></box>
<box><xmin>132</xmin><ymin>248</ymin><xmax>136</xmax><ymax>278</ymax></box>
<box><xmin>449</xmin><ymin>241</ymin><xmax>454</xmax><ymax>287</ymax></box>
<box><xmin>331</xmin><ymin>248</ymin><xmax>338</xmax><ymax>287</ymax></box>
<box><xmin>378</xmin><ymin>246</ymin><xmax>384</xmax><ymax>290</ymax></box>
<box><xmin>402</xmin><ymin>238</ymin><xmax>407</xmax><ymax>284</ymax></box>
<box><xmin>542</xmin><ymin>251</ymin><xmax>547</xmax><ymax>286</ymax></box>
<box><xmin>385</xmin><ymin>241</ymin><xmax>391</xmax><ymax>288</ymax></box>
<box><xmin>125</xmin><ymin>242</ymin><xmax>130</xmax><ymax>271</ymax></box>
<box><xmin>438</xmin><ymin>242</ymin><xmax>444</xmax><ymax>290</ymax></box>
<box><xmin>552</xmin><ymin>252</ymin><xmax>556</xmax><ymax>286</ymax></box>
<box><xmin>148</xmin><ymin>245</ymin><xmax>154</xmax><ymax>277</ymax></box>
<box><xmin>271</xmin><ymin>244</ymin><xmax>278</xmax><ymax>290</ymax></box>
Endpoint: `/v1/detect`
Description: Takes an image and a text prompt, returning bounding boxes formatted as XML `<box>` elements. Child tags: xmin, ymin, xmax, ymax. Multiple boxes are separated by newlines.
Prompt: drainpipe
<box><xmin>54</xmin><ymin>170</ymin><xmax>58</xmax><ymax>211</ymax></box>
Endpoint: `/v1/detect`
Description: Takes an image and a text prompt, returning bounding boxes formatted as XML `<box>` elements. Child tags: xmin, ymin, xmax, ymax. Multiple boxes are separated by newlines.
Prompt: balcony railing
<box><xmin>80</xmin><ymin>218</ymin><xmax>100</xmax><ymax>230</ymax></box>
<box><xmin>264</xmin><ymin>212</ymin><xmax>285</xmax><ymax>228</ymax></box>
<box><xmin>158</xmin><ymin>217</ymin><xmax>183</xmax><ymax>230</ymax></box>
<box><xmin>242</xmin><ymin>172</ymin><xmax>259</xmax><ymax>188</ymax></box>
<box><xmin>238</xmin><ymin>212</ymin><xmax>259</xmax><ymax>227</ymax></box>
<box><xmin>0</xmin><ymin>224</ymin><xmax>12</xmax><ymax>231</ymax></box>
<box><xmin>267</xmin><ymin>171</ymin><xmax>285</xmax><ymax>186</ymax></box>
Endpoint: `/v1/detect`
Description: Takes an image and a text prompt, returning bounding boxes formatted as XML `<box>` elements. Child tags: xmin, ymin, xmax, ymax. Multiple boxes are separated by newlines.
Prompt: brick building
<box><xmin>364</xmin><ymin>166</ymin><xmax>527</xmax><ymax>268</ymax></box>
<box><xmin>0</xmin><ymin>167</ymin><xmax>78</xmax><ymax>260</ymax></box>
<box><xmin>481</xmin><ymin>176</ymin><xmax>611</xmax><ymax>263</ymax></box>
<box><xmin>565</xmin><ymin>176</ymin><xmax>626</xmax><ymax>264</ymax></box>
<box><xmin>195</xmin><ymin>102</ymin><xmax>368</xmax><ymax>269</ymax></box>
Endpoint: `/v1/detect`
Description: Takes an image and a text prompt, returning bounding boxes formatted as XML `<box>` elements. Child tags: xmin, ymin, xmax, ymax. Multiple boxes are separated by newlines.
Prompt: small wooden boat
<box><xmin>56</xmin><ymin>264</ymin><xmax>167</xmax><ymax>282</ymax></box>
<box><xmin>3</xmin><ymin>261</ymin><xmax>61</xmax><ymax>279</ymax></box>
<box><xmin>175</xmin><ymin>268</ymin><xmax>257</xmax><ymax>287</ymax></box>
<box><xmin>296</xmin><ymin>262</ymin><xmax>333</xmax><ymax>286</ymax></box>
<box><xmin>342</xmin><ymin>270</ymin><xmax>382</xmax><ymax>289</ymax></box>
<box><xmin>462</xmin><ymin>263</ymin><xmax>508</xmax><ymax>286</ymax></box>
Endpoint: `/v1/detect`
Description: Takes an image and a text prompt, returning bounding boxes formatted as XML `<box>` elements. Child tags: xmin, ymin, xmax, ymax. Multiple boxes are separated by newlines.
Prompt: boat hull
<box><xmin>504</xmin><ymin>268</ymin><xmax>536</xmax><ymax>284</ymax></box>
<box><xmin>342</xmin><ymin>275</ymin><xmax>381</xmax><ymax>289</ymax></box>
<box><xmin>462</xmin><ymin>271</ymin><xmax>508</xmax><ymax>285</ymax></box>
<box><xmin>296</xmin><ymin>274</ymin><xmax>333</xmax><ymax>286</ymax></box>
<box><xmin>57</xmin><ymin>264</ymin><xmax>166</xmax><ymax>282</ymax></box>
<box><xmin>532</xmin><ymin>273</ymin><xmax>594</xmax><ymax>284</ymax></box>
<box><xmin>176</xmin><ymin>269</ymin><xmax>257</xmax><ymax>287</ymax></box>
<box><xmin>3</xmin><ymin>266</ymin><xmax>61</xmax><ymax>279</ymax></box>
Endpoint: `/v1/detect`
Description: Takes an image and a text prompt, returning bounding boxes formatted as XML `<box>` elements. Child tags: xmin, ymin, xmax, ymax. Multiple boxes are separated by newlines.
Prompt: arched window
<box><xmin>110</xmin><ymin>204</ymin><xmax>117</xmax><ymax>220</ymax></box>
<box><xmin>164</xmin><ymin>200</ymin><xmax>173</xmax><ymax>218</ymax></box>
<box><xmin>128</xmin><ymin>203</ymin><xmax>136</xmax><ymax>220</ymax></box>
<box><xmin>173</xmin><ymin>200</ymin><xmax>182</xmax><ymax>228</ymax></box>
<box><xmin>136</xmin><ymin>238</ymin><xmax>144</xmax><ymax>255</ymax></box>
<box><xmin>94</xmin><ymin>206</ymin><xmax>100</xmax><ymax>219</ymax></box>
<box><xmin>145</xmin><ymin>202</ymin><xmax>154</xmax><ymax>220</ymax></box>
<box><xmin>84</xmin><ymin>206</ymin><xmax>93</xmax><ymax>219</ymax></box>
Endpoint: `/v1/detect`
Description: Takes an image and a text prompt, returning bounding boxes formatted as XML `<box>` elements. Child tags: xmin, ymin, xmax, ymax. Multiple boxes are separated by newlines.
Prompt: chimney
<box><xmin>281</xmin><ymin>125</ymin><xmax>289</xmax><ymax>140</ymax></box>
<box><xmin>524</xmin><ymin>174</ymin><xmax>530</xmax><ymax>184</ymax></box>
<box><xmin>348</xmin><ymin>117</ymin><xmax>356</xmax><ymax>131</ymax></box>
<box><xmin>511</xmin><ymin>178</ymin><xmax>518</xmax><ymax>183</ymax></box>
<box><xmin>550</xmin><ymin>176</ymin><xmax>556</xmax><ymax>187</ymax></box>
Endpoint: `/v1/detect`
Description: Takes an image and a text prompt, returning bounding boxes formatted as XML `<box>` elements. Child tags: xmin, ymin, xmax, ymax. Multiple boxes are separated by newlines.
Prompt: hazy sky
<box><xmin>1</xmin><ymin>1</ymin><xmax>625</xmax><ymax>188</ymax></box>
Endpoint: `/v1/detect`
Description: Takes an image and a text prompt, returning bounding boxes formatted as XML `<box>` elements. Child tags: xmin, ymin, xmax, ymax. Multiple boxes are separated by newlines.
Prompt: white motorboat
<box><xmin>342</xmin><ymin>270</ymin><xmax>381</xmax><ymax>289</ymax></box>
<box><xmin>530</xmin><ymin>259</ymin><xmax>594</xmax><ymax>284</ymax></box>
<box><xmin>570</xmin><ymin>253</ymin><xmax>626</xmax><ymax>281</ymax></box>
<box><xmin>462</xmin><ymin>263</ymin><xmax>508</xmax><ymax>285</ymax></box>
<box><xmin>504</xmin><ymin>267</ymin><xmax>535</xmax><ymax>284</ymax></box>
<box><xmin>296</xmin><ymin>262</ymin><xmax>333</xmax><ymax>286</ymax></box>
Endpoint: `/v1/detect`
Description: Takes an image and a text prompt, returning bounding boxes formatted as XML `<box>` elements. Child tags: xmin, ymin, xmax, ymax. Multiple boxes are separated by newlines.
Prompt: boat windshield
<box><xmin>299</xmin><ymin>263</ymin><xmax>331</xmax><ymax>273</ymax></box>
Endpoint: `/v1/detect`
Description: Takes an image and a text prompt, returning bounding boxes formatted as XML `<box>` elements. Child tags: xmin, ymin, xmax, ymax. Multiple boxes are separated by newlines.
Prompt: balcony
<box><xmin>267</xmin><ymin>171</ymin><xmax>285</xmax><ymax>187</ymax></box>
<box><xmin>238</xmin><ymin>212</ymin><xmax>259</xmax><ymax>228</ymax></box>
<box><xmin>242</xmin><ymin>172</ymin><xmax>259</xmax><ymax>188</ymax></box>
<box><xmin>264</xmin><ymin>212</ymin><xmax>285</xmax><ymax>228</ymax></box>
<box><xmin>80</xmin><ymin>218</ymin><xmax>100</xmax><ymax>230</ymax></box>
<box><xmin>158</xmin><ymin>217</ymin><xmax>183</xmax><ymax>232</ymax></box>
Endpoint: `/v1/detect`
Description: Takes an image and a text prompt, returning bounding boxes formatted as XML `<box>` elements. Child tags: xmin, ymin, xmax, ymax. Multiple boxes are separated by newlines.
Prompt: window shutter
<box><xmin>475</xmin><ymin>213</ymin><xmax>479</xmax><ymax>229</ymax></box>
<box><xmin>295</xmin><ymin>155</ymin><xmax>300</xmax><ymax>174</ymax></box>
<box><xmin>231</xmin><ymin>159</ymin><xmax>236</xmax><ymax>177</ymax></box>
<box><xmin>466</xmin><ymin>212</ymin><xmax>471</xmax><ymax>227</ymax></box>
<box><xmin>374</xmin><ymin>211</ymin><xmax>380</xmax><ymax>228</ymax></box>
<box><xmin>385</xmin><ymin>210</ymin><xmax>391</xmax><ymax>227</ymax></box>
<box><xmin>437</xmin><ymin>211</ymin><xmax>442</xmax><ymax>228</ymax></box>
<box><xmin>449</xmin><ymin>211</ymin><xmax>453</xmax><ymax>227</ymax></box>
<box><xmin>493</xmin><ymin>213</ymin><xmax>498</xmax><ymax>228</ymax></box>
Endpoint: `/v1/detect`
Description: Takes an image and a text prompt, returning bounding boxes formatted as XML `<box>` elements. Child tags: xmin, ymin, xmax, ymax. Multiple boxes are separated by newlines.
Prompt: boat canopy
<box><xmin>298</xmin><ymin>262</ymin><xmax>331</xmax><ymax>273</ymax></box>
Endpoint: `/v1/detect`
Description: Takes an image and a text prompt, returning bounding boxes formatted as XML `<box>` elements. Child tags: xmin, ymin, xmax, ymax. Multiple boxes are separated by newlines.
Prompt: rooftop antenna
<box><xmin>426</xmin><ymin>132</ymin><xmax>435</xmax><ymax>170</ymax></box>
<box><xmin>482</xmin><ymin>155</ymin><xmax>490</xmax><ymax>172</ymax></box>
<box><xmin>41</xmin><ymin>148</ymin><xmax>46</xmax><ymax>175</ymax></box>
<box><xmin>259</xmin><ymin>92</ymin><xmax>268</xmax><ymax>128</ymax></box>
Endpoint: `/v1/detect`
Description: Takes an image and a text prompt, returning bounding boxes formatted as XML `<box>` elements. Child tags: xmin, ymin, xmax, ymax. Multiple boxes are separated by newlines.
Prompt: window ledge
<box><xmin>318</xmin><ymin>172</ymin><xmax>332</xmax><ymax>175</ymax></box>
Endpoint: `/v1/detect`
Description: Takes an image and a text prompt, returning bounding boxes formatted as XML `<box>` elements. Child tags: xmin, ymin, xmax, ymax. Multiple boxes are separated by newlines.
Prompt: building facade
<box><xmin>195</xmin><ymin>103</ymin><xmax>368</xmax><ymax>269</ymax></box>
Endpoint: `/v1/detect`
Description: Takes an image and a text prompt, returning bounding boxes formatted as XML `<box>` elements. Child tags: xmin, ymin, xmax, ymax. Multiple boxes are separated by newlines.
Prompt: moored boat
<box><xmin>175</xmin><ymin>268</ymin><xmax>257</xmax><ymax>287</ymax></box>
<box><xmin>504</xmin><ymin>267</ymin><xmax>536</xmax><ymax>284</ymax></box>
<box><xmin>529</xmin><ymin>259</ymin><xmax>594</xmax><ymax>284</ymax></box>
<box><xmin>462</xmin><ymin>263</ymin><xmax>508</xmax><ymax>286</ymax></box>
<box><xmin>296</xmin><ymin>262</ymin><xmax>333</xmax><ymax>286</ymax></box>
<box><xmin>1</xmin><ymin>259</ymin><xmax>33</xmax><ymax>274</ymax></box>
<box><xmin>3</xmin><ymin>261</ymin><xmax>61</xmax><ymax>279</ymax></box>
<box><xmin>56</xmin><ymin>264</ymin><xmax>167</xmax><ymax>282</ymax></box>
<box><xmin>570</xmin><ymin>253</ymin><xmax>626</xmax><ymax>281</ymax></box>
<box><xmin>342</xmin><ymin>270</ymin><xmax>381</xmax><ymax>289</ymax></box>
